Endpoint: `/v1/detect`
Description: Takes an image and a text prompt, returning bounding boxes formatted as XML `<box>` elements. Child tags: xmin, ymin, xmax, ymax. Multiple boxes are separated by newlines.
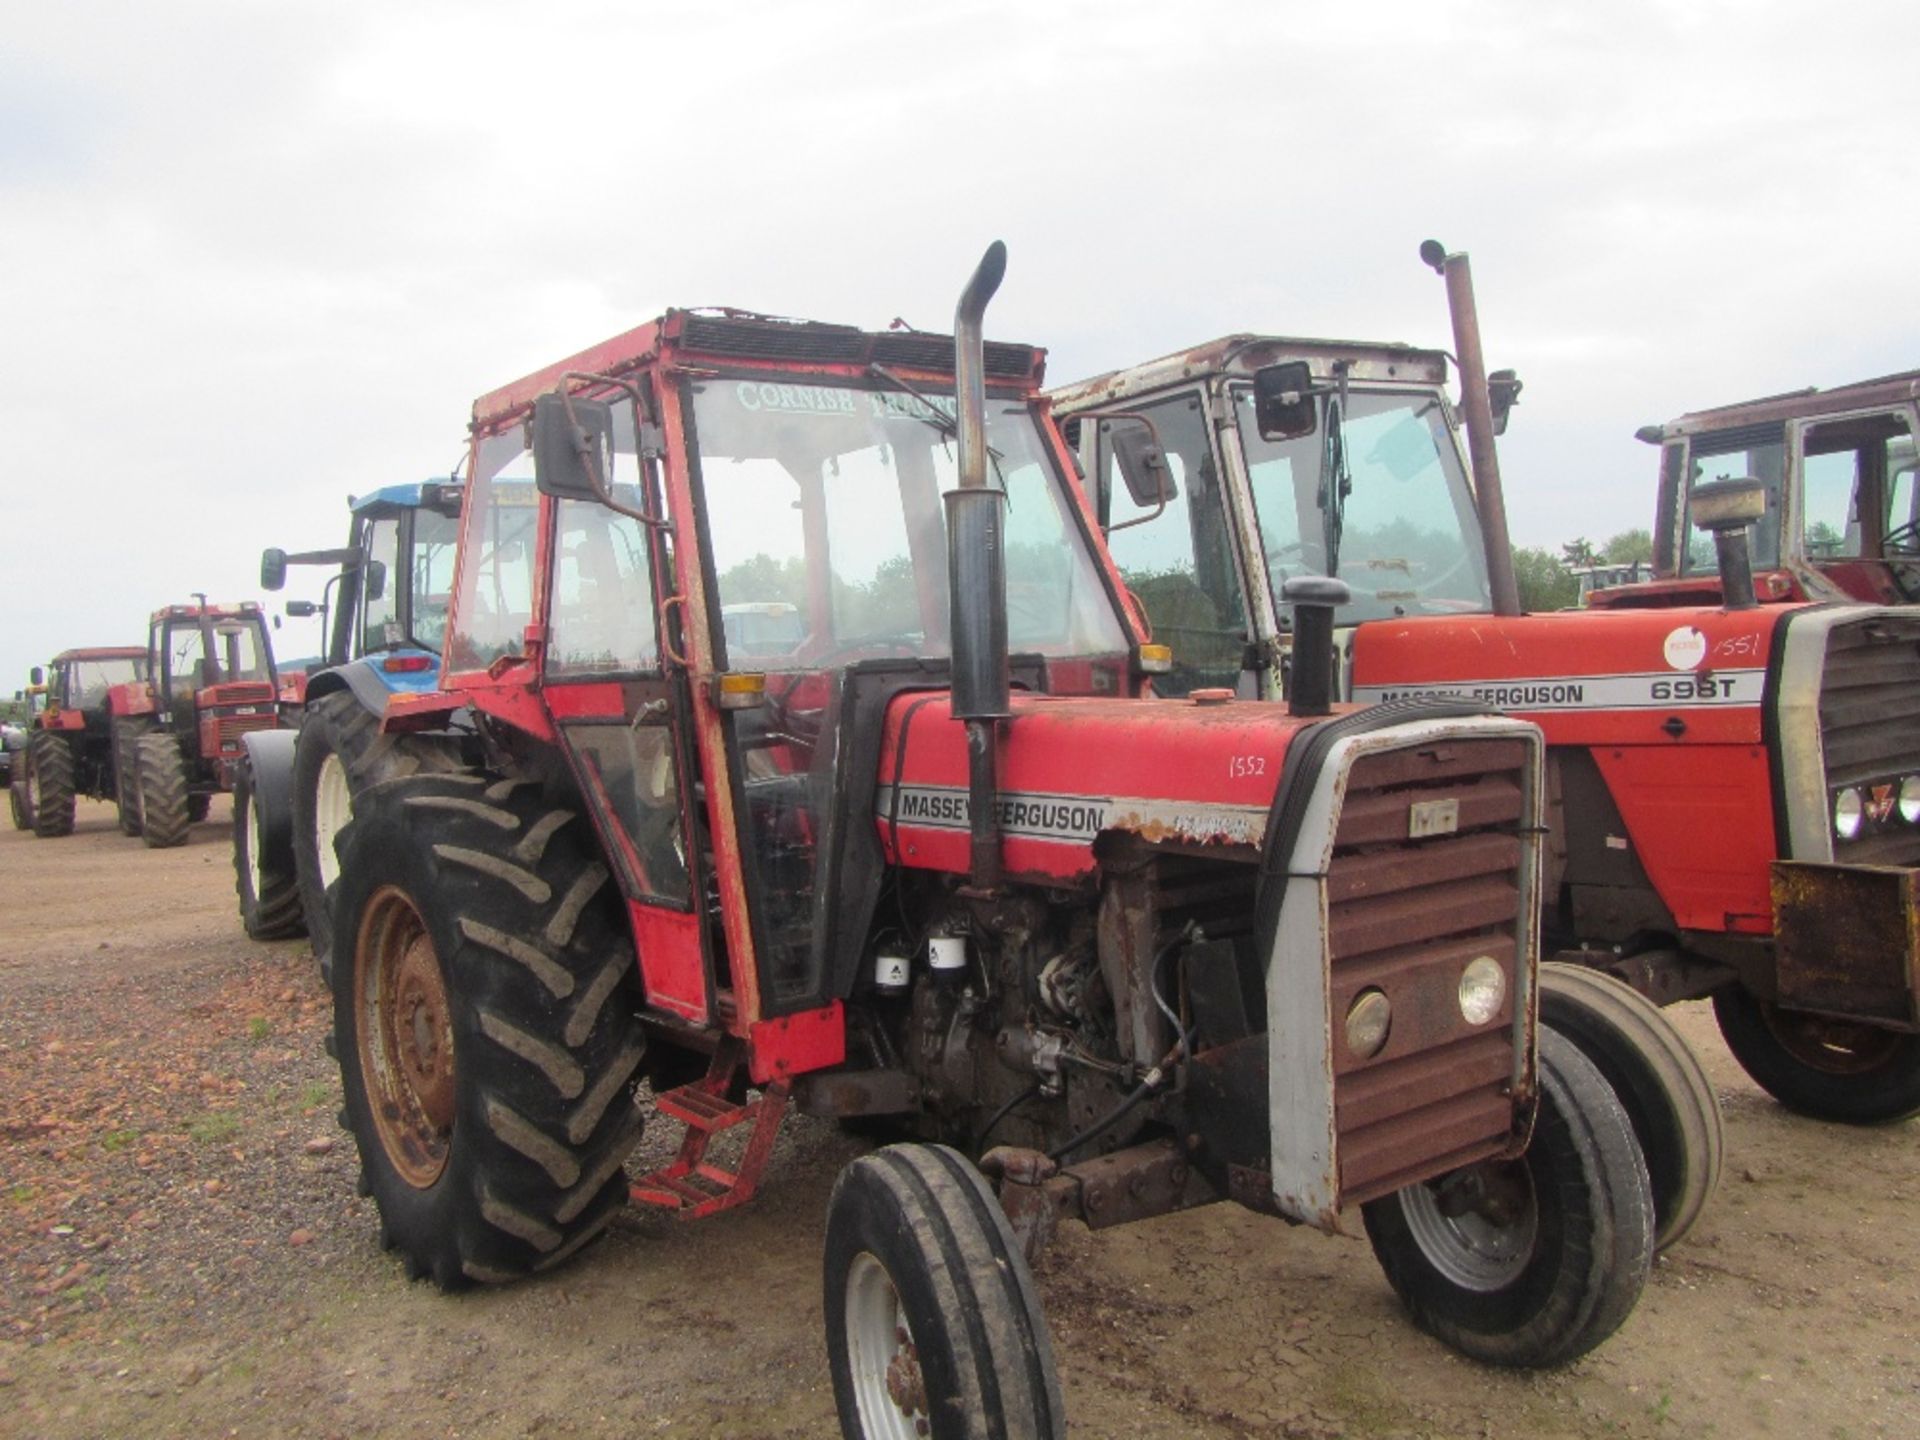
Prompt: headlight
<box><xmin>1344</xmin><ymin>988</ymin><xmax>1392</xmax><ymax>1060</ymax></box>
<box><xmin>1458</xmin><ymin>956</ymin><xmax>1506</xmax><ymax>1026</ymax></box>
<box><xmin>1833</xmin><ymin>787</ymin><xmax>1864</xmax><ymax>841</ymax></box>
<box><xmin>1900</xmin><ymin>776</ymin><xmax>1920</xmax><ymax>826</ymax></box>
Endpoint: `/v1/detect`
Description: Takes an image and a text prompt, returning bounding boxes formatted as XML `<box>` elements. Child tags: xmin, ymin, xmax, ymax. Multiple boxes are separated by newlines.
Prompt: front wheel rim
<box><xmin>355</xmin><ymin>885</ymin><xmax>455</xmax><ymax>1189</ymax></box>
<box><xmin>314</xmin><ymin>752</ymin><xmax>352</xmax><ymax>890</ymax></box>
<box><xmin>1398</xmin><ymin>1160</ymin><xmax>1538</xmax><ymax>1292</ymax></box>
<box><xmin>245</xmin><ymin>791</ymin><xmax>265</xmax><ymax>899</ymax></box>
<box><xmin>845</xmin><ymin>1252</ymin><xmax>928</xmax><ymax>1440</ymax></box>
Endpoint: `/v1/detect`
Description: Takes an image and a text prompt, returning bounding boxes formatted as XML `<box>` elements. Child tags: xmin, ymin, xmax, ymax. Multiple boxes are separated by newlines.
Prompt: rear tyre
<box><xmin>111</xmin><ymin>718</ymin><xmax>149</xmax><ymax>836</ymax></box>
<box><xmin>136</xmin><ymin>734</ymin><xmax>191</xmax><ymax>849</ymax></box>
<box><xmin>29</xmin><ymin>733</ymin><xmax>76</xmax><ymax>838</ymax></box>
<box><xmin>294</xmin><ymin>691</ymin><xmax>462</xmax><ymax>968</ymax></box>
<box><xmin>1363</xmin><ymin>1029</ymin><xmax>1654</xmax><ymax>1368</ymax></box>
<box><xmin>1712</xmin><ymin>984</ymin><xmax>1920</xmax><ymax>1124</ymax></box>
<box><xmin>1540</xmin><ymin>963</ymin><xmax>1723</xmax><ymax>1251</ymax></box>
<box><xmin>330</xmin><ymin>772</ymin><xmax>645</xmax><ymax>1287</ymax></box>
<box><xmin>825</xmin><ymin>1143</ymin><xmax>1065</xmax><ymax>1440</ymax></box>
<box><xmin>232</xmin><ymin>762</ymin><xmax>304</xmax><ymax>940</ymax></box>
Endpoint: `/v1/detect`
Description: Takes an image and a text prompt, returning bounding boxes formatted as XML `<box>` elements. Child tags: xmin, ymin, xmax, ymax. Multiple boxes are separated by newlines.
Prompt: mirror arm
<box><xmin>559</xmin><ymin>371</ymin><xmax>671</xmax><ymax>530</ymax></box>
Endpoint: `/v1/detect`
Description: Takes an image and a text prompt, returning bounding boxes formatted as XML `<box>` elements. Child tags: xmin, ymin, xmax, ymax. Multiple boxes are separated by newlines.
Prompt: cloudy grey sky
<box><xmin>4</xmin><ymin>0</ymin><xmax>1913</xmax><ymax>683</ymax></box>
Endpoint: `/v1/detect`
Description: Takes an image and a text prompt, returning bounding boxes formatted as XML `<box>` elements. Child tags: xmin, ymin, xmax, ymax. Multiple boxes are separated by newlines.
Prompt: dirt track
<box><xmin>3</xmin><ymin>800</ymin><xmax>1917</xmax><ymax>1439</ymax></box>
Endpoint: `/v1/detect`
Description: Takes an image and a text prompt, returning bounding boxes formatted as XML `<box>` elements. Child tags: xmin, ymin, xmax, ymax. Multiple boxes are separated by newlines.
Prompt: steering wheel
<box><xmin>1882</xmin><ymin>517</ymin><xmax>1920</xmax><ymax>555</ymax></box>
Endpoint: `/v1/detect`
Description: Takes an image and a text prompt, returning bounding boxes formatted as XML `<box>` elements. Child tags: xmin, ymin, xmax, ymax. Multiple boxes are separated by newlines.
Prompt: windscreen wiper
<box><xmin>868</xmin><ymin>364</ymin><xmax>958</xmax><ymax>438</ymax></box>
<box><xmin>1318</xmin><ymin>363</ymin><xmax>1354</xmax><ymax>575</ymax></box>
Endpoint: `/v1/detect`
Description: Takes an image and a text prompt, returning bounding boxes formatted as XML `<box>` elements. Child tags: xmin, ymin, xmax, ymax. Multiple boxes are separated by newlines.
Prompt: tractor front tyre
<box><xmin>136</xmin><ymin>734</ymin><xmax>192</xmax><ymax>849</ymax></box>
<box><xmin>111</xmin><ymin>718</ymin><xmax>149</xmax><ymax>836</ymax></box>
<box><xmin>330</xmin><ymin>772</ymin><xmax>645</xmax><ymax>1288</ymax></box>
<box><xmin>29</xmin><ymin>733</ymin><xmax>76</xmax><ymax>838</ymax></box>
<box><xmin>1362</xmin><ymin>1029</ymin><xmax>1654</xmax><ymax>1369</ymax></box>
<box><xmin>232</xmin><ymin>762</ymin><xmax>304</xmax><ymax>940</ymax></box>
<box><xmin>1540</xmin><ymin>963</ymin><xmax>1723</xmax><ymax>1252</ymax></box>
<box><xmin>188</xmin><ymin>793</ymin><xmax>212</xmax><ymax>824</ymax></box>
<box><xmin>1712</xmin><ymin>985</ymin><xmax>1920</xmax><ymax>1124</ymax></box>
<box><xmin>11</xmin><ymin>772</ymin><xmax>37</xmax><ymax>832</ymax></box>
<box><xmin>825</xmin><ymin>1144</ymin><xmax>1066</xmax><ymax>1440</ymax></box>
<box><xmin>294</xmin><ymin>691</ymin><xmax>462</xmax><ymax>970</ymax></box>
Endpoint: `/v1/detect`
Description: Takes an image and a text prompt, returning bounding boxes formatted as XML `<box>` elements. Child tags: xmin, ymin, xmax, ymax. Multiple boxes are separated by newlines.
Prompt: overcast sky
<box><xmin>4</xmin><ymin>0</ymin><xmax>1914</xmax><ymax>684</ymax></box>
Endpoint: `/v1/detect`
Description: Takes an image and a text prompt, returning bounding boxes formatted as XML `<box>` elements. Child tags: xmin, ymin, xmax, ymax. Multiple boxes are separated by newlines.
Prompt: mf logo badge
<box><xmin>1408</xmin><ymin>798</ymin><xmax>1460</xmax><ymax>839</ymax></box>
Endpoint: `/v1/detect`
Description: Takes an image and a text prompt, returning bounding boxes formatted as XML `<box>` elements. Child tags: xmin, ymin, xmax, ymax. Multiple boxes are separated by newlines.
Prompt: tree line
<box><xmin>1512</xmin><ymin>528</ymin><xmax>1653</xmax><ymax>611</ymax></box>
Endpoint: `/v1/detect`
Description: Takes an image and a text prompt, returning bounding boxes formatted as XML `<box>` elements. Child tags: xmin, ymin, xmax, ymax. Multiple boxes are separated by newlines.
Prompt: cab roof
<box><xmin>148</xmin><ymin>602</ymin><xmax>263</xmax><ymax>624</ymax></box>
<box><xmin>1049</xmin><ymin>334</ymin><xmax>1447</xmax><ymax>412</ymax></box>
<box><xmin>51</xmin><ymin>646</ymin><xmax>146</xmax><ymax>664</ymax></box>
<box><xmin>350</xmin><ymin>480</ymin><xmax>464</xmax><ymax>516</ymax></box>
<box><xmin>1647</xmin><ymin>369</ymin><xmax>1920</xmax><ymax>442</ymax></box>
<box><xmin>471</xmin><ymin>308</ymin><xmax>1046</xmax><ymax>432</ymax></box>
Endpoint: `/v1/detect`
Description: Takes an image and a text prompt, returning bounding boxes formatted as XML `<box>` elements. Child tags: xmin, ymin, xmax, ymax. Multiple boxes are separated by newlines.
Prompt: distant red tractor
<box><xmin>108</xmin><ymin>600</ymin><xmax>289</xmax><ymax>847</ymax></box>
<box><xmin>13</xmin><ymin>647</ymin><xmax>149</xmax><ymax>837</ymax></box>
<box><xmin>325</xmin><ymin>247</ymin><xmax>1660</xmax><ymax>1438</ymax></box>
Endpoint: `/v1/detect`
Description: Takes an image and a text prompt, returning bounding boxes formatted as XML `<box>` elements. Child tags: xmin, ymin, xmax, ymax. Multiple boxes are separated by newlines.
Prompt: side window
<box><xmin>1800</xmin><ymin>412</ymin><xmax>1915</xmax><ymax>560</ymax></box>
<box><xmin>411</xmin><ymin>509</ymin><xmax>462</xmax><ymax>652</ymax></box>
<box><xmin>448</xmin><ymin>433</ymin><xmax>539</xmax><ymax>672</ymax></box>
<box><xmin>1800</xmin><ymin>449</ymin><xmax>1859</xmax><ymax>557</ymax></box>
<box><xmin>359</xmin><ymin>517</ymin><xmax>400</xmax><ymax>655</ymax></box>
<box><xmin>549</xmin><ymin>500</ymin><xmax>660</xmax><ymax>675</ymax></box>
<box><xmin>1097</xmin><ymin>392</ymin><xmax>1245</xmax><ymax>695</ymax></box>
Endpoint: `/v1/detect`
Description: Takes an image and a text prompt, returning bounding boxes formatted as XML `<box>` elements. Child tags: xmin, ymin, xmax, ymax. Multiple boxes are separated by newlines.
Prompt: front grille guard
<box><xmin>1261</xmin><ymin>716</ymin><xmax>1542</xmax><ymax>1234</ymax></box>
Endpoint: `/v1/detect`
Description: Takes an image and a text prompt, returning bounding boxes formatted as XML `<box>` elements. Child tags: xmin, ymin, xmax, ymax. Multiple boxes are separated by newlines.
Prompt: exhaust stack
<box><xmin>1282</xmin><ymin>576</ymin><xmax>1352</xmax><ymax>717</ymax></box>
<box><xmin>946</xmin><ymin>241</ymin><xmax>1010</xmax><ymax>891</ymax></box>
<box><xmin>1689</xmin><ymin>478</ymin><xmax>1766</xmax><ymax>610</ymax></box>
<box><xmin>1421</xmin><ymin>240</ymin><xmax>1522</xmax><ymax>617</ymax></box>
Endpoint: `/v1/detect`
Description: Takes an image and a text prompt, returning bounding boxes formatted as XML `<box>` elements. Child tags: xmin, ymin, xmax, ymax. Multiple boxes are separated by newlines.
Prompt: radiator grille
<box><xmin>1821</xmin><ymin>614</ymin><xmax>1920</xmax><ymax>865</ymax></box>
<box><xmin>214</xmin><ymin>712</ymin><xmax>279</xmax><ymax>751</ymax></box>
<box><xmin>1328</xmin><ymin>738</ymin><xmax>1529</xmax><ymax>1203</ymax></box>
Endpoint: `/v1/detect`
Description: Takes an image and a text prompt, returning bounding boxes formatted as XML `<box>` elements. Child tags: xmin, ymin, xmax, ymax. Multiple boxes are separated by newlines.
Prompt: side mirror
<box><xmin>271</xmin><ymin>614</ymin><xmax>282</xmax><ymax>630</ymax></box>
<box><xmin>1488</xmin><ymin>369</ymin><xmax>1523</xmax><ymax>437</ymax></box>
<box><xmin>365</xmin><ymin>559</ymin><xmax>388</xmax><ymax>602</ymax></box>
<box><xmin>1107</xmin><ymin>418</ymin><xmax>1176</xmax><ymax>509</ymax></box>
<box><xmin>30</xmin><ymin>666</ymin><xmax>44</xmax><ymax>686</ymax></box>
<box><xmin>284</xmin><ymin>600</ymin><xmax>318</xmax><ymax>618</ymax></box>
<box><xmin>261</xmin><ymin>548</ymin><xmax>288</xmax><ymax>591</ymax></box>
<box><xmin>533</xmin><ymin>392</ymin><xmax>615</xmax><ymax>504</ymax></box>
<box><xmin>1251</xmin><ymin>361</ymin><xmax>1318</xmax><ymax>441</ymax></box>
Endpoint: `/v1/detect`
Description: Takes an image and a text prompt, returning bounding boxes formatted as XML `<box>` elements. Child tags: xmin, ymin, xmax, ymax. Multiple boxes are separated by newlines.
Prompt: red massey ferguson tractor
<box><xmin>107</xmin><ymin>600</ymin><xmax>288</xmax><ymax>847</ymax></box>
<box><xmin>1048</xmin><ymin>240</ymin><xmax>1920</xmax><ymax>1155</ymax></box>
<box><xmin>327</xmin><ymin>246</ymin><xmax>1658</xmax><ymax>1434</ymax></box>
<box><xmin>14</xmin><ymin>647</ymin><xmax>149</xmax><ymax>837</ymax></box>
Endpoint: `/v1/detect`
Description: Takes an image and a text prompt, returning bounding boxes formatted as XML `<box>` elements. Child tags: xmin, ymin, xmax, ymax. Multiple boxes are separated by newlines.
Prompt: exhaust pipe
<box><xmin>1281</xmin><ymin>576</ymin><xmax>1353</xmax><ymax>717</ymax></box>
<box><xmin>1420</xmin><ymin>240</ymin><xmax>1522</xmax><ymax>617</ymax></box>
<box><xmin>946</xmin><ymin>241</ymin><xmax>1010</xmax><ymax>891</ymax></box>
<box><xmin>1689</xmin><ymin>478</ymin><xmax>1766</xmax><ymax>610</ymax></box>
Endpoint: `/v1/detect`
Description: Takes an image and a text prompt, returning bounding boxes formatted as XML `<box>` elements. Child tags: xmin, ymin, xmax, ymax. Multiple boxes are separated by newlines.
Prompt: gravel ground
<box><xmin>3</xmin><ymin>799</ymin><xmax>1918</xmax><ymax>1438</ymax></box>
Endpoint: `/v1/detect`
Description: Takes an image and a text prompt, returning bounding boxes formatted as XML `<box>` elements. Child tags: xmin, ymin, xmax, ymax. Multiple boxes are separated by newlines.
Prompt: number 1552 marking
<box><xmin>1229</xmin><ymin>754</ymin><xmax>1267</xmax><ymax>778</ymax></box>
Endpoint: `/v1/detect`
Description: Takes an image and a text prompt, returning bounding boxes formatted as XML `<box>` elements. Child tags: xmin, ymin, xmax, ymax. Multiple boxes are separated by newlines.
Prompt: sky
<box><xmin>4</xmin><ymin>0</ymin><xmax>1915</xmax><ymax>684</ymax></box>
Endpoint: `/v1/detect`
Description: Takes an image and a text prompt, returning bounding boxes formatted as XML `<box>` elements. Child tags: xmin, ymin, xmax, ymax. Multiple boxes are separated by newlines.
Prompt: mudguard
<box><xmin>306</xmin><ymin>653</ymin><xmax>440</xmax><ymax>717</ymax></box>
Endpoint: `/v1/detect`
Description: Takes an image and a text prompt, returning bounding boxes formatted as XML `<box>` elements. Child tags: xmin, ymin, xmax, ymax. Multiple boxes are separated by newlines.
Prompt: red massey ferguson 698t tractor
<box><xmin>107</xmin><ymin>600</ymin><xmax>289</xmax><ymax>848</ymax></box>
<box><xmin>14</xmin><ymin>647</ymin><xmax>149</xmax><ymax>837</ymax></box>
<box><xmin>1049</xmin><ymin>240</ymin><xmax>1920</xmax><ymax>1160</ymax></box>
<box><xmin>327</xmin><ymin>246</ymin><xmax>1659</xmax><ymax>1435</ymax></box>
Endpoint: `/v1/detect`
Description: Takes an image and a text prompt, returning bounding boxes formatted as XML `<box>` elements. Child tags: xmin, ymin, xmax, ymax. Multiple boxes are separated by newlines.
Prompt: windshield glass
<box><xmin>65</xmin><ymin>658</ymin><xmax>141</xmax><ymax>710</ymax></box>
<box><xmin>1682</xmin><ymin>427</ymin><xmax>1785</xmax><ymax>574</ymax></box>
<box><xmin>1234</xmin><ymin>386</ymin><xmax>1491</xmax><ymax>622</ymax></box>
<box><xmin>691</xmin><ymin>377</ymin><xmax>1128</xmax><ymax>667</ymax></box>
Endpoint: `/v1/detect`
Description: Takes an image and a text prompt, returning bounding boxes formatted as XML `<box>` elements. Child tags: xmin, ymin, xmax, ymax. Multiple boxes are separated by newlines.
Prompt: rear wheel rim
<box><xmin>355</xmin><ymin>885</ymin><xmax>454</xmax><ymax>1189</ymax></box>
<box><xmin>314</xmin><ymin>752</ymin><xmax>352</xmax><ymax>889</ymax></box>
<box><xmin>845</xmin><ymin>1252</ymin><xmax>927</xmax><ymax>1440</ymax></box>
<box><xmin>1398</xmin><ymin>1160</ymin><xmax>1538</xmax><ymax>1292</ymax></box>
<box><xmin>1760</xmin><ymin>1002</ymin><xmax>1904</xmax><ymax>1075</ymax></box>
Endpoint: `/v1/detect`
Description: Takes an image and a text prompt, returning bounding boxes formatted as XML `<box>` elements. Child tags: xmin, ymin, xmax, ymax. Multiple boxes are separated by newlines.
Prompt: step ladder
<box><xmin>630</xmin><ymin>1040</ymin><xmax>789</xmax><ymax>1219</ymax></box>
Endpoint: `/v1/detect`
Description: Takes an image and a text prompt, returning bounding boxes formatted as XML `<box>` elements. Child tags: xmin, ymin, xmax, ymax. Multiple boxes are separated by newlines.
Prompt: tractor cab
<box><xmin>1052</xmin><ymin>335</ymin><xmax>1499</xmax><ymax>698</ymax></box>
<box><xmin>145</xmin><ymin>601</ymin><xmax>279</xmax><ymax>762</ymax></box>
<box><xmin>1600</xmin><ymin>371</ymin><xmax>1920</xmax><ymax>608</ymax></box>
<box><xmin>35</xmin><ymin>647</ymin><xmax>148</xmax><ymax>735</ymax></box>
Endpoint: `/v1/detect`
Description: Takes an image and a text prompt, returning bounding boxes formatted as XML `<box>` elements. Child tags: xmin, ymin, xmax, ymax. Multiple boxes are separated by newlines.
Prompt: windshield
<box><xmin>690</xmin><ymin>377</ymin><xmax>1128</xmax><ymax>668</ymax></box>
<box><xmin>1235</xmin><ymin>386</ymin><xmax>1491</xmax><ymax>622</ymax></box>
<box><xmin>1682</xmin><ymin>427</ymin><xmax>1785</xmax><ymax>574</ymax></box>
<box><xmin>64</xmin><ymin>658</ymin><xmax>141</xmax><ymax>710</ymax></box>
